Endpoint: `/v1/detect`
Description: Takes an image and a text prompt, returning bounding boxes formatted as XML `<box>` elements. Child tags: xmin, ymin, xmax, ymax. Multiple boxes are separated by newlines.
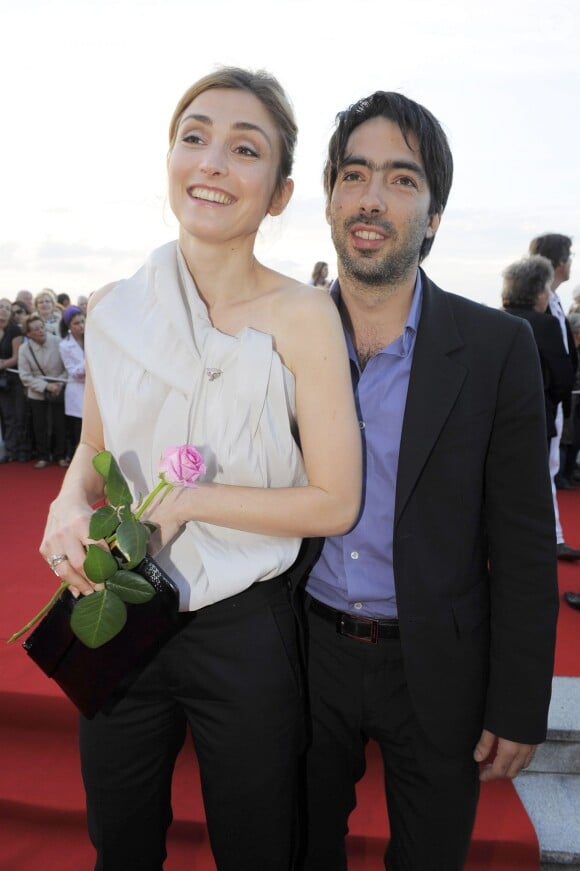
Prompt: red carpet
<box><xmin>552</xmin><ymin>489</ymin><xmax>580</xmax><ymax>677</ymax></box>
<box><xmin>1</xmin><ymin>463</ymin><xmax>578</xmax><ymax>870</ymax></box>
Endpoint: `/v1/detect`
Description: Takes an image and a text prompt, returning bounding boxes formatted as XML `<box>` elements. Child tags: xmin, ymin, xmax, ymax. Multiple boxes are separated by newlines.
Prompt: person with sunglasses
<box><xmin>11</xmin><ymin>302</ymin><xmax>27</xmax><ymax>329</ymax></box>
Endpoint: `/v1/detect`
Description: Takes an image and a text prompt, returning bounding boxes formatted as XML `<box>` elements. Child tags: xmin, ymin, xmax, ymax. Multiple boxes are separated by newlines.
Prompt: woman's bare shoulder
<box><xmin>272</xmin><ymin>273</ymin><xmax>334</xmax><ymax>313</ymax></box>
<box><xmin>277</xmin><ymin>276</ymin><xmax>339</xmax><ymax>329</ymax></box>
<box><xmin>268</xmin><ymin>274</ymin><xmax>344</xmax><ymax>372</ymax></box>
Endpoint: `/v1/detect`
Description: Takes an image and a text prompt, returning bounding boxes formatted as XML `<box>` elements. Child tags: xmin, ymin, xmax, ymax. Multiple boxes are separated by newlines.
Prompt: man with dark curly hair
<box><xmin>298</xmin><ymin>90</ymin><xmax>559</xmax><ymax>871</ymax></box>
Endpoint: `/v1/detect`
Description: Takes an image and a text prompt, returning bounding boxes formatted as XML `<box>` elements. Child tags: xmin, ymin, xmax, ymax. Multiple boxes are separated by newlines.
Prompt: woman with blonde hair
<box><xmin>40</xmin><ymin>67</ymin><xmax>361</xmax><ymax>871</ymax></box>
<box><xmin>34</xmin><ymin>288</ymin><xmax>61</xmax><ymax>336</ymax></box>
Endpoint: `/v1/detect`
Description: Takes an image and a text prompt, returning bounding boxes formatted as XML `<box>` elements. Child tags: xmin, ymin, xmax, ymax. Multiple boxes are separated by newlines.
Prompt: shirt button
<box><xmin>350</xmin><ymin>551</ymin><xmax>359</xmax><ymax>560</ymax></box>
<box><xmin>353</xmin><ymin>602</ymin><xmax>363</xmax><ymax>610</ymax></box>
<box><xmin>359</xmin><ymin>420</ymin><xmax>365</xmax><ymax>429</ymax></box>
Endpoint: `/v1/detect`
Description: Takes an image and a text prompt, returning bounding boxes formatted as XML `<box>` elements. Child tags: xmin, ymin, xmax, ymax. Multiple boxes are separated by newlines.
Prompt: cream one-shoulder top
<box><xmin>86</xmin><ymin>241</ymin><xmax>307</xmax><ymax>611</ymax></box>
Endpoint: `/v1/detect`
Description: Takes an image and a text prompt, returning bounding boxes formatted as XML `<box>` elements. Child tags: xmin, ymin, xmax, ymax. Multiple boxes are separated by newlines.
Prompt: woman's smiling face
<box><xmin>36</xmin><ymin>295</ymin><xmax>55</xmax><ymax>317</ymax></box>
<box><xmin>168</xmin><ymin>88</ymin><xmax>291</xmax><ymax>248</ymax></box>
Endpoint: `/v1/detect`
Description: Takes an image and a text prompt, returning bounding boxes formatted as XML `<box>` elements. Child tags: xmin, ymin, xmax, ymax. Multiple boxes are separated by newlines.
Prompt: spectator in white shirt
<box><xmin>59</xmin><ymin>306</ymin><xmax>85</xmax><ymax>459</ymax></box>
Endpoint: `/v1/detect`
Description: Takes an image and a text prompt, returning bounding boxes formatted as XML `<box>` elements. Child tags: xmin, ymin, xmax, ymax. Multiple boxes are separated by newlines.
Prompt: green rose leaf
<box><xmin>108</xmin><ymin>569</ymin><xmax>156</xmax><ymax>604</ymax></box>
<box><xmin>92</xmin><ymin>449</ymin><xmax>112</xmax><ymax>479</ymax></box>
<box><xmin>92</xmin><ymin>450</ymin><xmax>133</xmax><ymax>508</ymax></box>
<box><xmin>115</xmin><ymin>519</ymin><xmax>149</xmax><ymax>569</ymax></box>
<box><xmin>70</xmin><ymin>589</ymin><xmax>127</xmax><ymax>649</ymax></box>
<box><xmin>119</xmin><ymin>504</ymin><xmax>133</xmax><ymax>522</ymax></box>
<box><xmin>88</xmin><ymin>505</ymin><xmax>118</xmax><ymax>540</ymax></box>
<box><xmin>84</xmin><ymin>543</ymin><xmax>119</xmax><ymax>582</ymax></box>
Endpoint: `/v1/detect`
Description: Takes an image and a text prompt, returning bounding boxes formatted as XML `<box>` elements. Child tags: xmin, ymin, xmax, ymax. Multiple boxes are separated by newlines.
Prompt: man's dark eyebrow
<box><xmin>340</xmin><ymin>155</ymin><xmax>426</xmax><ymax>180</ymax></box>
<box><xmin>179</xmin><ymin>114</ymin><xmax>272</xmax><ymax>147</ymax></box>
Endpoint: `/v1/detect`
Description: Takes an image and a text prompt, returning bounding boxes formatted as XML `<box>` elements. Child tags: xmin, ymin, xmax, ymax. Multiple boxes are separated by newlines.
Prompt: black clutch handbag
<box><xmin>23</xmin><ymin>555</ymin><xmax>180</xmax><ymax>719</ymax></box>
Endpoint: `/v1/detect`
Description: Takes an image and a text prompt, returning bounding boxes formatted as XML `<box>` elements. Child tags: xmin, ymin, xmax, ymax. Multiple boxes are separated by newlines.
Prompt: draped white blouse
<box><xmin>86</xmin><ymin>241</ymin><xmax>307</xmax><ymax>611</ymax></box>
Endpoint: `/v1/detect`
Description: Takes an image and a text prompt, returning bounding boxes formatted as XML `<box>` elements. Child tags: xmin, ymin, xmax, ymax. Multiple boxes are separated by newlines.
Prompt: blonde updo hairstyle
<box><xmin>168</xmin><ymin>67</ymin><xmax>297</xmax><ymax>198</ymax></box>
<box><xmin>34</xmin><ymin>288</ymin><xmax>58</xmax><ymax>311</ymax></box>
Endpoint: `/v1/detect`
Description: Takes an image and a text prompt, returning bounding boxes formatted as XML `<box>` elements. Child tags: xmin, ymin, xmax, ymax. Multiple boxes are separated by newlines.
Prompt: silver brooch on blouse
<box><xmin>206</xmin><ymin>368</ymin><xmax>223</xmax><ymax>381</ymax></box>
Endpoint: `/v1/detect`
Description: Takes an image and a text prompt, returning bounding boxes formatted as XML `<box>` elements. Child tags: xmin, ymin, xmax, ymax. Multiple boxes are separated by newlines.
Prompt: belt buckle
<box><xmin>338</xmin><ymin>613</ymin><xmax>379</xmax><ymax>644</ymax></box>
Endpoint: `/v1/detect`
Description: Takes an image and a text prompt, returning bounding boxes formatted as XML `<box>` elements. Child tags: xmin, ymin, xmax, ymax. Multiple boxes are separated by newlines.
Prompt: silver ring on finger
<box><xmin>47</xmin><ymin>553</ymin><xmax>68</xmax><ymax>572</ymax></box>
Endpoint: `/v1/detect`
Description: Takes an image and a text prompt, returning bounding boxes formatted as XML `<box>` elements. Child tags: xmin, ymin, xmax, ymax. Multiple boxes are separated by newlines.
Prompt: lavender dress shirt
<box><xmin>305</xmin><ymin>273</ymin><xmax>423</xmax><ymax>618</ymax></box>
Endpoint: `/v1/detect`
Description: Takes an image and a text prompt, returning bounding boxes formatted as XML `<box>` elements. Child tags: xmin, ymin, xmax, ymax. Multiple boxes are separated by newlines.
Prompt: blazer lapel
<box><xmin>395</xmin><ymin>274</ymin><xmax>467</xmax><ymax>523</ymax></box>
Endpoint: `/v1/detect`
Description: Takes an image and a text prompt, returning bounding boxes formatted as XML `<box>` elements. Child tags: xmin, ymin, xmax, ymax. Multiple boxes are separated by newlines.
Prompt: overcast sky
<box><xmin>0</xmin><ymin>0</ymin><xmax>578</xmax><ymax>309</ymax></box>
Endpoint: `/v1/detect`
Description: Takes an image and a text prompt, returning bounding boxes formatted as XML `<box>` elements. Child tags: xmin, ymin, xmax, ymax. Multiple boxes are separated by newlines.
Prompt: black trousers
<box><xmin>79</xmin><ymin>576</ymin><xmax>305</xmax><ymax>871</ymax></box>
<box><xmin>65</xmin><ymin>414</ymin><xmax>82</xmax><ymax>458</ymax></box>
<box><xmin>29</xmin><ymin>397</ymin><xmax>66</xmax><ymax>461</ymax></box>
<box><xmin>298</xmin><ymin>601</ymin><xmax>480</xmax><ymax>871</ymax></box>
<box><xmin>0</xmin><ymin>380</ymin><xmax>28</xmax><ymax>460</ymax></box>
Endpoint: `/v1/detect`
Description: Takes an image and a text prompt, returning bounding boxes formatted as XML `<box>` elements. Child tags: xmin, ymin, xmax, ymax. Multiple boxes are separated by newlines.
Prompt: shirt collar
<box><xmin>404</xmin><ymin>270</ymin><xmax>423</xmax><ymax>347</ymax></box>
<box><xmin>330</xmin><ymin>270</ymin><xmax>423</xmax><ymax>357</ymax></box>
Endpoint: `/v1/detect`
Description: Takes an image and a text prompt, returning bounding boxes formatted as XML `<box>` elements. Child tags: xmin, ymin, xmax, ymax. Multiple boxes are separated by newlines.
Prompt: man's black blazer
<box><xmin>392</xmin><ymin>272</ymin><xmax>559</xmax><ymax>755</ymax></box>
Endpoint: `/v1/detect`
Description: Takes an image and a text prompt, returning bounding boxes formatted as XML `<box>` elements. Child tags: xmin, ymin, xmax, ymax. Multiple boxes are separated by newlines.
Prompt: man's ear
<box><xmin>425</xmin><ymin>212</ymin><xmax>441</xmax><ymax>239</ymax></box>
<box><xmin>325</xmin><ymin>200</ymin><xmax>332</xmax><ymax>225</ymax></box>
<box><xmin>268</xmin><ymin>178</ymin><xmax>294</xmax><ymax>217</ymax></box>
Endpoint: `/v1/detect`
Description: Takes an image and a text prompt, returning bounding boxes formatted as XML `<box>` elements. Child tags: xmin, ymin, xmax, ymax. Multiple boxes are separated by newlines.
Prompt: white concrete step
<box><xmin>534</xmin><ymin>678</ymin><xmax>580</xmax><ymax>773</ymax></box>
<box><xmin>514</xmin><ymin>677</ymin><xmax>580</xmax><ymax>869</ymax></box>
<box><xmin>515</xmin><ymin>772</ymin><xmax>580</xmax><ymax>867</ymax></box>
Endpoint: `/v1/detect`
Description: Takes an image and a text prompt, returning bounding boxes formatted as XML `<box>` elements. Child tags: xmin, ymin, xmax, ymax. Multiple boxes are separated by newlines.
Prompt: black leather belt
<box><xmin>309</xmin><ymin>597</ymin><xmax>399</xmax><ymax>643</ymax></box>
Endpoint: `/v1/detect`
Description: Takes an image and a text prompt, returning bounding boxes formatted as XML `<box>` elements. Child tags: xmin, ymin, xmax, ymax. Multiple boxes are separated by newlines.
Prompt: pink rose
<box><xmin>159</xmin><ymin>445</ymin><xmax>206</xmax><ymax>488</ymax></box>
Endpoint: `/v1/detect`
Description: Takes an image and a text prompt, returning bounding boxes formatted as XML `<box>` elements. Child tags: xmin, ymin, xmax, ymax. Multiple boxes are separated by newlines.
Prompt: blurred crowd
<box><xmin>1</xmin><ymin>243</ymin><xmax>579</xmax><ymax>495</ymax></box>
<box><xmin>0</xmin><ymin>288</ymin><xmax>86</xmax><ymax>468</ymax></box>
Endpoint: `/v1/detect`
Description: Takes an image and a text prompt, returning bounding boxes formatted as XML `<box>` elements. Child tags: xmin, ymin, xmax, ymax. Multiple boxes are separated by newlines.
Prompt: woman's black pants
<box><xmin>79</xmin><ymin>576</ymin><xmax>305</xmax><ymax>871</ymax></box>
